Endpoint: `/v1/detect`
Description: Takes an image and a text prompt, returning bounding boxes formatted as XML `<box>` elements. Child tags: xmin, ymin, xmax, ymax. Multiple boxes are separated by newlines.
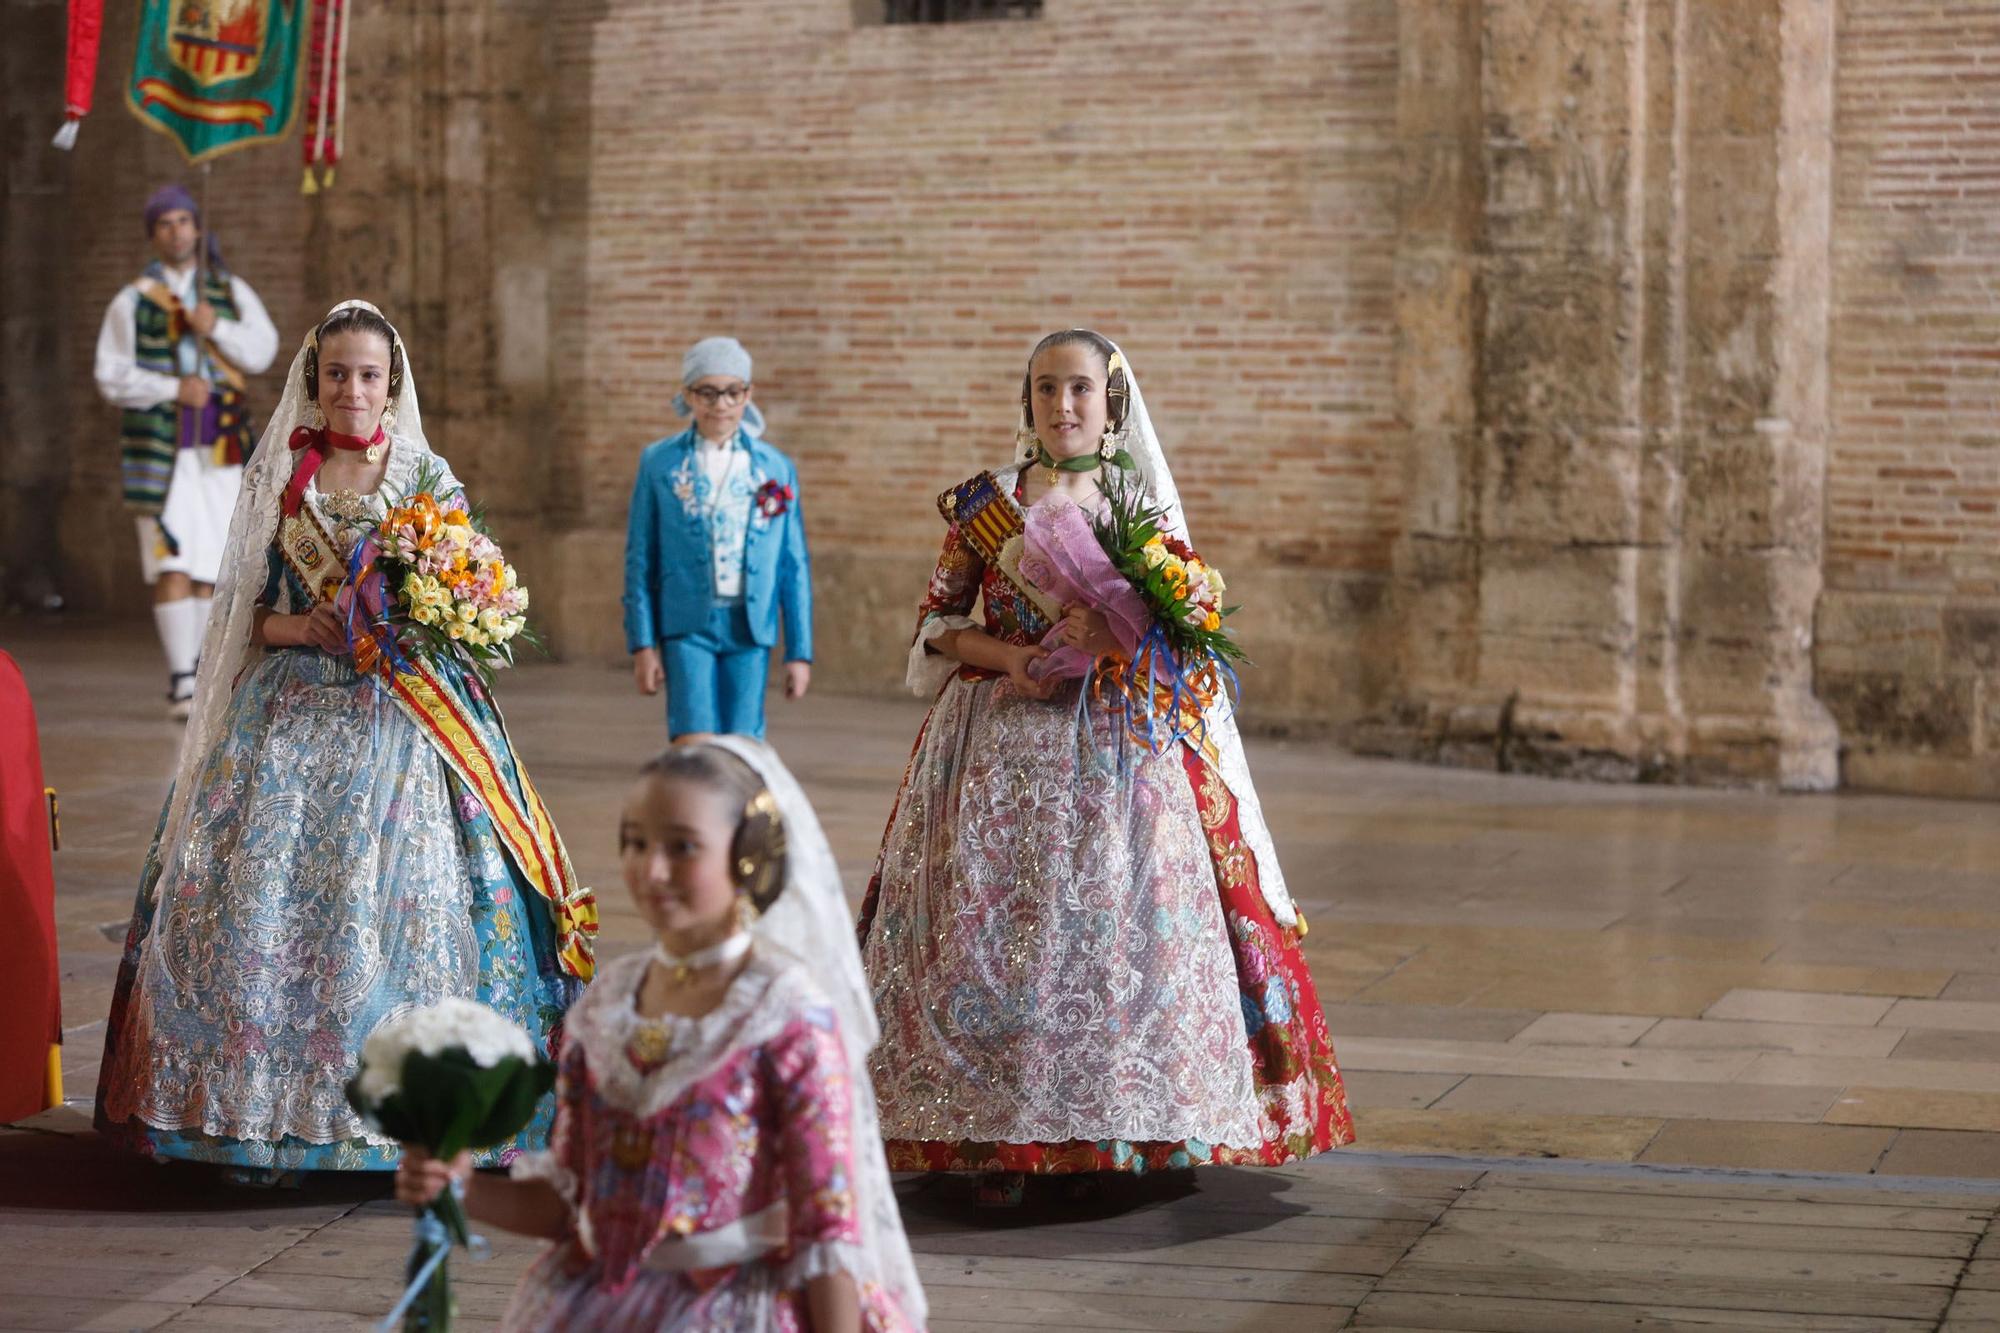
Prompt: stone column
<box><xmin>1666</xmin><ymin>0</ymin><xmax>1839</xmax><ymax>788</ymax></box>
<box><xmin>1370</xmin><ymin>0</ymin><xmax>1838</xmax><ymax>789</ymax></box>
<box><xmin>1380</xmin><ymin>0</ymin><xmax>1491</xmax><ymax>767</ymax></box>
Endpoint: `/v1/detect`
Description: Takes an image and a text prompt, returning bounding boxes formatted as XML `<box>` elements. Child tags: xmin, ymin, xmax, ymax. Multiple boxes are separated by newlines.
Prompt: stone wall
<box><xmin>4</xmin><ymin>0</ymin><xmax>1996</xmax><ymax>798</ymax></box>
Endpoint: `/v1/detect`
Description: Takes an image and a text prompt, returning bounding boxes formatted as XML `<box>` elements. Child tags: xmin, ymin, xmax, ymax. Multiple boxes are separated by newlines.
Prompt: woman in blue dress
<box><xmin>95</xmin><ymin>300</ymin><xmax>595</xmax><ymax>1175</ymax></box>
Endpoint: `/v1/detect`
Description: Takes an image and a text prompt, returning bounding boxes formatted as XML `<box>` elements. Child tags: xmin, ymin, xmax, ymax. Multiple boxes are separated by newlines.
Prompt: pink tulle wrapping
<box><xmin>1019</xmin><ymin>496</ymin><xmax>1152</xmax><ymax>681</ymax></box>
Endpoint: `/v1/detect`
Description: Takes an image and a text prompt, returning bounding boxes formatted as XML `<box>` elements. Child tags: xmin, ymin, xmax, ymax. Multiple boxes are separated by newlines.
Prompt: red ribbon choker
<box><xmin>282</xmin><ymin>424</ymin><xmax>386</xmax><ymax>516</ymax></box>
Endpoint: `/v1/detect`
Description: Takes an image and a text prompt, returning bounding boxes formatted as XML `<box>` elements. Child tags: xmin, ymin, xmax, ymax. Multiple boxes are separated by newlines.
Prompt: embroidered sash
<box><xmin>275</xmin><ymin>501</ymin><xmax>598</xmax><ymax>980</ymax></box>
<box><xmin>937</xmin><ymin>471</ymin><xmax>1063</xmax><ymax>624</ymax></box>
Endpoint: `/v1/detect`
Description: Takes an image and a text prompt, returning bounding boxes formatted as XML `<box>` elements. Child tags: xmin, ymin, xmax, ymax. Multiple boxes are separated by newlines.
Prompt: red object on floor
<box><xmin>0</xmin><ymin>649</ymin><xmax>61</xmax><ymax>1122</ymax></box>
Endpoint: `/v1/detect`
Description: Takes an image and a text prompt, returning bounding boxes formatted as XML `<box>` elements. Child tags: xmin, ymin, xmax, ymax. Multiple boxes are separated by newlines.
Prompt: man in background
<box><xmin>94</xmin><ymin>183</ymin><xmax>278</xmax><ymax>719</ymax></box>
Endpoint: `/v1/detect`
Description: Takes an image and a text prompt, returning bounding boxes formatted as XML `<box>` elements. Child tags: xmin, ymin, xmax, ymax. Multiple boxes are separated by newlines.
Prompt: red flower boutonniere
<box><xmin>755</xmin><ymin>480</ymin><xmax>794</xmax><ymax>519</ymax></box>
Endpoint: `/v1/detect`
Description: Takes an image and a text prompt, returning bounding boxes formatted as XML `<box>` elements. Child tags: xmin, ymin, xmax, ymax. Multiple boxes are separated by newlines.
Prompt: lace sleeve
<box><xmin>906</xmin><ymin>523</ymin><xmax>982</xmax><ymax>696</ymax></box>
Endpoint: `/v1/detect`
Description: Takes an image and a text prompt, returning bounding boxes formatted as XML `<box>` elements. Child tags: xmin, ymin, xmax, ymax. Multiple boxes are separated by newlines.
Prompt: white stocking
<box><xmin>153</xmin><ymin>598</ymin><xmax>201</xmax><ymax>683</ymax></box>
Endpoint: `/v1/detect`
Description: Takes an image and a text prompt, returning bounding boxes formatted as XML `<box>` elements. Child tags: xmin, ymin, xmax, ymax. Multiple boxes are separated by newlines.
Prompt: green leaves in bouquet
<box><xmin>346</xmin><ymin>1041</ymin><xmax>551</xmax><ymax>1332</ymax></box>
<box><xmin>1088</xmin><ymin>467</ymin><xmax>1248</xmax><ymax>667</ymax></box>
<box><xmin>401</xmin><ymin>456</ymin><xmax>455</xmax><ymax>509</ymax></box>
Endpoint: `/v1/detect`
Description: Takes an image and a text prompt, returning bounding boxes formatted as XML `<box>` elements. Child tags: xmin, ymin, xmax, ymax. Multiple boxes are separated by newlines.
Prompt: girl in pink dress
<box><xmin>399</xmin><ymin>739</ymin><xmax>925</xmax><ymax>1332</ymax></box>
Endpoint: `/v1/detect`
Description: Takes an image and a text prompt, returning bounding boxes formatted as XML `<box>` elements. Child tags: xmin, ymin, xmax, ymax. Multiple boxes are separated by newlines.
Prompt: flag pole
<box><xmin>198</xmin><ymin>160</ymin><xmax>212</xmax><ymax>287</ymax></box>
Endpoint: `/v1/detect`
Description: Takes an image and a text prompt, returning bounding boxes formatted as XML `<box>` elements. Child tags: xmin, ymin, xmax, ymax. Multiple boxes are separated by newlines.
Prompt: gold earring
<box><xmin>1099</xmin><ymin>426</ymin><xmax>1118</xmax><ymax>461</ymax></box>
<box><xmin>1016</xmin><ymin>424</ymin><xmax>1038</xmax><ymax>458</ymax></box>
<box><xmin>735</xmin><ymin>895</ymin><xmax>760</xmax><ymax>930</ymax></box>
<box><xmin>307</xmin><ymin>403</ymin><xmax>325</xmax><ymax>430</ymax></box>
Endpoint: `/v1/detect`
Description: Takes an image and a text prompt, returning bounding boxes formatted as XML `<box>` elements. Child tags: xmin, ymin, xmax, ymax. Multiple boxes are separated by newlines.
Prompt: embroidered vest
<box><xmin>119</xmin><ymin>266</ymin><xmax>257</xmax><ymax>515</ymax></box>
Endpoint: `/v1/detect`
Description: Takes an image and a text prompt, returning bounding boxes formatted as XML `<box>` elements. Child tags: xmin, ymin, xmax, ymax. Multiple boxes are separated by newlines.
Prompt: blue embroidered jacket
<box><xmin>622</xmin><ymin>428</ymin><xmax>812</xmax><ymax>660</ymax></box>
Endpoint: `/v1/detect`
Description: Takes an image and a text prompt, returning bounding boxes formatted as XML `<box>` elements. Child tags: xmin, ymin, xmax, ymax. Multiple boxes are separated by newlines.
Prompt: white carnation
<box><xmin>353</xmin><ymin>996</ymin><xmax>537</xmax><ymax>1104</ymax></box>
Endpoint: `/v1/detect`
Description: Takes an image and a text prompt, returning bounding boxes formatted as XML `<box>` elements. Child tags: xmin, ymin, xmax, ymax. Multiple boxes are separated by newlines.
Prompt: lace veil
<box><xmin>701</xmin><ymin>735</ymin><xmax>926</xmax><ymax>1325</ymax></box>
<box><xmin>157</xmin><ymin>299</ymin><xmax>433</xmax><ymax>896</ymax></box>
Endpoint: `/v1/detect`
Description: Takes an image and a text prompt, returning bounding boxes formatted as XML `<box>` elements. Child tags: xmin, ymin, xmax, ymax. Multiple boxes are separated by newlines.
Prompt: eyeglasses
<box><xmin>687</xmin><ymin>384</ymin><xmax>750</xmax><ymax>407</ymax></box>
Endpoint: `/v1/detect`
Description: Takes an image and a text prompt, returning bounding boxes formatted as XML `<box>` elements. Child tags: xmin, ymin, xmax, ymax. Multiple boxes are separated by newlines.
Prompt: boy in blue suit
<box><xmin>624</xmin><ymin>337</ymin><xmax>812</xmax><ymax>739</ymax></box>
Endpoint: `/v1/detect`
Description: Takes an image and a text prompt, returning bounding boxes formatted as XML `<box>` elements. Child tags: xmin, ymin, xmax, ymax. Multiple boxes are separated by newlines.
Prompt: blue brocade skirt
<box><xmin>94</xmin><ymin>648</ymin><xmax>580</xmax><ymax>1170</ymax></box>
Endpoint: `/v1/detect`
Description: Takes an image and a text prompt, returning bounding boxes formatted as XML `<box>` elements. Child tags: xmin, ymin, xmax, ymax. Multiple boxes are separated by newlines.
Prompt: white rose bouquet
<box><xmin>346</xmin><ymin>997</ymin><xmax>555</xmax><ymax>1332</ymax></box>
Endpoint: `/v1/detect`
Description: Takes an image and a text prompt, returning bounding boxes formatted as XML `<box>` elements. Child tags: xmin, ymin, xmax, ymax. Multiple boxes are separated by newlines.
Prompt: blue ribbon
<box><xmin>377</xmin><ymin>1196</ymin><xmax>493</xmax><ymax>1332</ymax></box>
<box><xmin>377</xmin><ymin>1210</ymin><xmax>450</xmax><ymax>1331</ymax></box>
<box><xmin>1108</xmin><ymin>624</ymin><xmax>1238</xmax><ymax>757</ymax></box>
<box><xmin>339</xmin><ymin>538</ymin><xmax>415</xmax><ymax>679</ymax></box>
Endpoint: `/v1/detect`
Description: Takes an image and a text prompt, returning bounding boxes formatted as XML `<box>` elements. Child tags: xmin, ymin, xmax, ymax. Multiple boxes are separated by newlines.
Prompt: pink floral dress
<box><xmin>858</xmin><ymin>464</ymin><xmax>1352</xmax><ymax>1175</ymax></box>
<box><xmin>499</xmin><ymin>948</ymin><xmax>920</xmax><ymax>1332</ymax></box>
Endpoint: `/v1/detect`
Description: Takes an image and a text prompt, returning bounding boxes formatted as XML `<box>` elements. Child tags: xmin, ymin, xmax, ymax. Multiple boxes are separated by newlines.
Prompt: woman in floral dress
<box><xmin>858</xmin><ymin>329</ymin><xmax>1352</xmax><ymax>1202</ymax></box>
<box><xmin>95</xmin><ymin>301</ymin><xmax>593</xmax><ymax>1174</ymax></box>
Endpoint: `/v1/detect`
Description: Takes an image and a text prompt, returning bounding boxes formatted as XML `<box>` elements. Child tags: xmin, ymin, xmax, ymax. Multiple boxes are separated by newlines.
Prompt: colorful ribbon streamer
<box><xmin>301</xmin><ymin>0</ymin><xmax>351</xmax><ymax>192</ymax></box>
<box><xmin>1089</xmin><ymin>624</ymin><xmax>1238</xmax><ymax>759</ymax></box>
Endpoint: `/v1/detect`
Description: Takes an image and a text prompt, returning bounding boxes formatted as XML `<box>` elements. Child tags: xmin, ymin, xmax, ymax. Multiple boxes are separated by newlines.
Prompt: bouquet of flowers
<box><xmin>346</xmin><ymin>997</ymin><xmax>555</xmax><ymax>1332</ymax></box>
<box><xmin>1088</xmin><ymin>468</ymin><xmax>1243</xmax><ymax>667</ymax></box>
<box><xmin>337</xmin><ymin>461</ymin><xmax>537</xmax><ymax>684</ymax></box>
<box><xmin>1019</xmin><ymin>466</ymin><xmax>1243</xmax><ymax>752</ymax></box>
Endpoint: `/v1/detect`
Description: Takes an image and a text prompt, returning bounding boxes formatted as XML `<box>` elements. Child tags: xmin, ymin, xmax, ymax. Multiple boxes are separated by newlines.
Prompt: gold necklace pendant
<box><xmin>365</xmin><ymin>441</ymin><xmax>385</xmax><ymax>464</ymax></box>
<box><xmin>626</xmin><ymin>1021</ymin><xmax>677</xmax><ymax>1071</ymax></box>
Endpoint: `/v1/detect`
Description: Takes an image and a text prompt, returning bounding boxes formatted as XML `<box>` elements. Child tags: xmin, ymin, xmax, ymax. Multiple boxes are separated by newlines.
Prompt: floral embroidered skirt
<box><xmin>95</xmin><ymin>649</ymin><xmax>578</xmax><ymax>1170</ymax></box>
<box><xmin>858</xmin><ymin>672</ymin><xmax>1352</xmax><ymax>1174</ymax></box>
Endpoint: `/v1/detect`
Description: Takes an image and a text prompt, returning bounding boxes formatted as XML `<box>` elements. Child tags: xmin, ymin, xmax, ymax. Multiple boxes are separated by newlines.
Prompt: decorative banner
<box><xmin>52</xmin><ymin>0</ymin><xmax>104</xmax><ymax>148</ymax></box>
<box><xmin>125</xmin><ymin>0</ymin><xmax>307</xmax><ymax>164</ymax></box>
<box><xmin>300</xmin><ymin>0</ymin><xmax>350</xmax><ymax>192</ymax></box>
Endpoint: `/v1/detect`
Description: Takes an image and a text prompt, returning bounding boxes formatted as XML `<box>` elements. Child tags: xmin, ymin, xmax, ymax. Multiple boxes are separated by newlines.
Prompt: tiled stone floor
<box><xmin>6</xmin><ymin>615</ymin><xmax>2000</xmax><ymax>1329</ymax></box>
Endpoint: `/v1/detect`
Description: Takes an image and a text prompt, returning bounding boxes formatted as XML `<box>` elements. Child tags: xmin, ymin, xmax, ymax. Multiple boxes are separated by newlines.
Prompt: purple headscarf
<box><xmin>143</xmin><ymin>183</ymin><xmax>223</xmax><ymax>268</ymax></box>
<box><xmin>143</xmin><ymin>183</ymin><xmax>198</xmax><ymax>233</ymax></box>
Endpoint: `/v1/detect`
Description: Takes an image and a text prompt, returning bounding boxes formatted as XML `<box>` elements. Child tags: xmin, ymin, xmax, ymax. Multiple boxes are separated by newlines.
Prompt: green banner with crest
<box><xmin>125</xmin><ymin>0</ymin><xmax>306</xmax><ymax>163</ymax></box>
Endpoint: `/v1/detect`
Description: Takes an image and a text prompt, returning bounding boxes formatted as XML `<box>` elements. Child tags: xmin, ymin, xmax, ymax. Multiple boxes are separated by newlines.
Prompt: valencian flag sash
<box><xmin>938</xmin><ymin>471</ymin><xmax>1064</xmax><ymax>624</ymax></box>
<box><xmin>277</xmin><ymin>501</ymin><xmax>600</xmax><ymax>981</ymax></box>
<box><xmin>126</xmin><ymin>0</ymin><xmax>307</xmax><ymax>164</ymax></box>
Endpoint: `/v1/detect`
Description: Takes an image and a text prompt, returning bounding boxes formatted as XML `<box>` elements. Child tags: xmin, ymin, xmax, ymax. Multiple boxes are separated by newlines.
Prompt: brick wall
<box><xmin>544</xmin><ymin>0</ymin><xmax>1405</xmax><ymax>721</ymax></box>
<box><xmin>1822</xmin><ymin>0</ymin><xmax>2000</xmax><ymax>795</ymax></box>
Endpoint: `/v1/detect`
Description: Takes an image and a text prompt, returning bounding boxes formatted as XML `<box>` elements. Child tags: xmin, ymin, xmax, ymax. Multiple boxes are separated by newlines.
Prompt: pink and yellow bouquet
<box><xmin>1020</xmin><ymin>468</ymin><xmax>1243</xmax><ymax>752</ymax></box>
<box><xmin>337</xmin><ymin>464</ymin><xmax>536</xmax><ymax>682</ymax></box>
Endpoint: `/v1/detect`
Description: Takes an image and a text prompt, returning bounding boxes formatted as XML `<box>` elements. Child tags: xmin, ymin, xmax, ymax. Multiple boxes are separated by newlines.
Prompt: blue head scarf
<box><xmin>673</xmin><ymin>336</ymin><xmax>765</xmax><ymax>438</ymax></box>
